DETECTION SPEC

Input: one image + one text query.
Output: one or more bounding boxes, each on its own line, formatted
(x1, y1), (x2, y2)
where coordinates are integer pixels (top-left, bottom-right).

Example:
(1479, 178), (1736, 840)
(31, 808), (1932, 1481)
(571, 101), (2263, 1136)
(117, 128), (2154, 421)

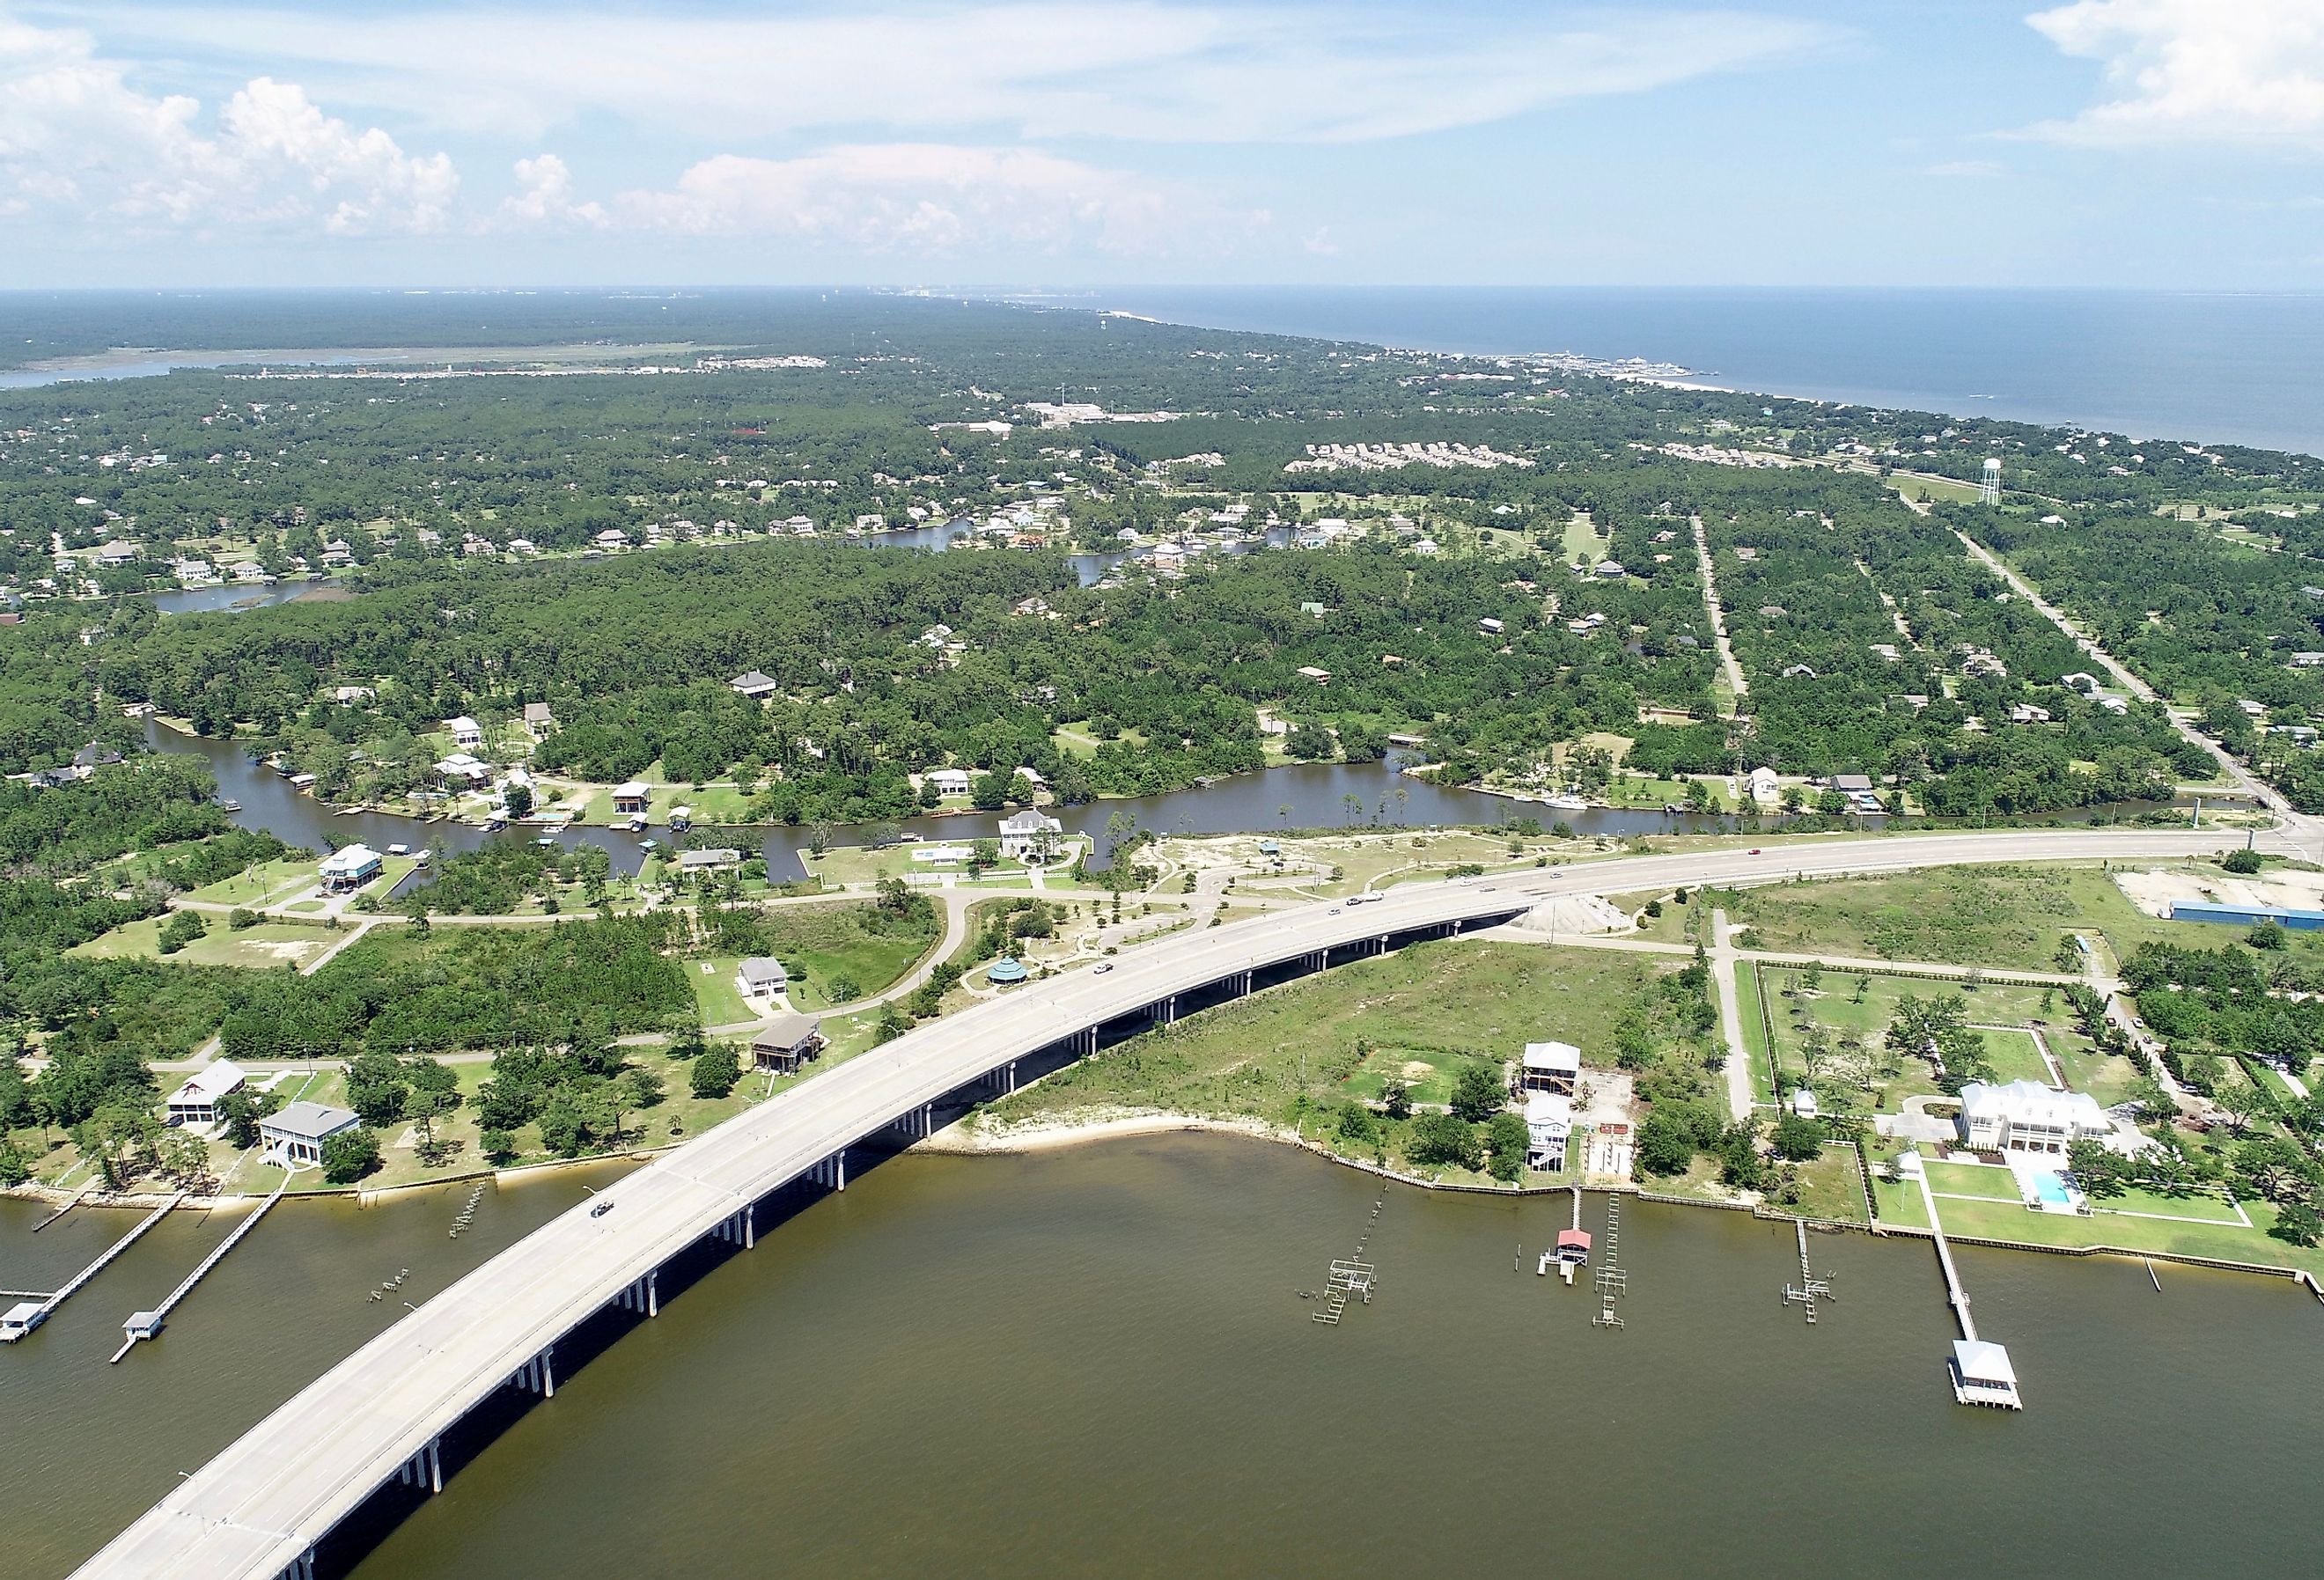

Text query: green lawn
(687, 957), (761, 1028)
(985, 939), (1675, 1143)
(187, 856), (327, 908)
(1732, 956), (1776, 1101)
(1923, 1159), (2024, 1202)
(1975, 1027), (2054, 1085)
(1758, 970), (2102, 1113)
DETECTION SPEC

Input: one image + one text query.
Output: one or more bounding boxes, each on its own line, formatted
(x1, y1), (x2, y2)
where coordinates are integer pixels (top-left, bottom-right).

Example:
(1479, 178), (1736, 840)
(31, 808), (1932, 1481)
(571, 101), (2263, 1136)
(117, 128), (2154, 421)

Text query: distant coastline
(1077, 285), (2324, 458)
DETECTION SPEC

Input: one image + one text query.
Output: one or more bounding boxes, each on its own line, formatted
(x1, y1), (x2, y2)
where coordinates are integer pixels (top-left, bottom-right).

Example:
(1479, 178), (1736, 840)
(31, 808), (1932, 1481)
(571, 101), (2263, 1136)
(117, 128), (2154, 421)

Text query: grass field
(750, 900), (945, 1010)
(1560, 511), (1609, 564)
(1722, 860), (2324, 976)
(1759, 969), (2098, 1113)
(687, 958), (760, 1028)
(1732, 957), (1776, 1100)
(1340, 1044), (1473, 1105)
(187, 856), (328, 908)
(69, 915), (337, 970)
(985, 938), (1673, 1144)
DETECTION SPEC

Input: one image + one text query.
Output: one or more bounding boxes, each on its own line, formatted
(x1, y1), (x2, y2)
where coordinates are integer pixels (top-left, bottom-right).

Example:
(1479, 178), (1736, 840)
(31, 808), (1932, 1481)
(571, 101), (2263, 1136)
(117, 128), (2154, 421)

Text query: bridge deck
(69, 829), (2231, 1579)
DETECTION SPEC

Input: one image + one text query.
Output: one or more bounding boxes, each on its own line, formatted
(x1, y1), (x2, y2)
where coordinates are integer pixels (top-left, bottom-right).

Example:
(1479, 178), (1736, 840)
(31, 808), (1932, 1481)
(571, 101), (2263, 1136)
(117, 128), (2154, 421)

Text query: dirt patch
(2114, 865), (2324, 920)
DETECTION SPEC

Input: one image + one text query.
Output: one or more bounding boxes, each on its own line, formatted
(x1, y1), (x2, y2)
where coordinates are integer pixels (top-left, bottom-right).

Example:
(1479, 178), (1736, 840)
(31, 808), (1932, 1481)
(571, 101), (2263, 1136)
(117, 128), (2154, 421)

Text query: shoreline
(14, 1113), (2321, 1299)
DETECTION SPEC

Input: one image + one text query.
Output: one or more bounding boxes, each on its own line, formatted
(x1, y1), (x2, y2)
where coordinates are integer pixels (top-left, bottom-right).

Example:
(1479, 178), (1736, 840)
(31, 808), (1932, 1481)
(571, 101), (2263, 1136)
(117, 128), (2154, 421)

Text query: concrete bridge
(68, 828), (2235, 1580)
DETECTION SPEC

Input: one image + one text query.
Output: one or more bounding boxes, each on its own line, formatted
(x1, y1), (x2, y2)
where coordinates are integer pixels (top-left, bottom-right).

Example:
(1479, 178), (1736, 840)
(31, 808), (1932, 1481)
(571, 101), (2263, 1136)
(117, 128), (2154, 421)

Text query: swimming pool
(2028, 1170), (2080, 1213)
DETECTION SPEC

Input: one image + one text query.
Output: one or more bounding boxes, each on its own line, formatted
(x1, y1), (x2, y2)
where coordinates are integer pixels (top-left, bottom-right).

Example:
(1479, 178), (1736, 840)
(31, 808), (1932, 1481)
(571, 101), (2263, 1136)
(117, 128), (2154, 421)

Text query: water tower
(1978, 458), (2002, 505)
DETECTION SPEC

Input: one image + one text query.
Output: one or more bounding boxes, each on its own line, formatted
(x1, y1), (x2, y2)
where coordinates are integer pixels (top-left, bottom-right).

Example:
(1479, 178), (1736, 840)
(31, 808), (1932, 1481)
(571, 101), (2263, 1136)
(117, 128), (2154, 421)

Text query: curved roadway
(70, 827), (2239, 1580)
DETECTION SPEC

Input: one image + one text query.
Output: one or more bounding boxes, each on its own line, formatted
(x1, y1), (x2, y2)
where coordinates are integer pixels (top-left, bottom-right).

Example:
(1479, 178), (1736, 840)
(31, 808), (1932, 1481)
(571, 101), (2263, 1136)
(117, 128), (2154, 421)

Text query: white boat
(386, 843), (409, 856)
(1544, 792), (1589, 811)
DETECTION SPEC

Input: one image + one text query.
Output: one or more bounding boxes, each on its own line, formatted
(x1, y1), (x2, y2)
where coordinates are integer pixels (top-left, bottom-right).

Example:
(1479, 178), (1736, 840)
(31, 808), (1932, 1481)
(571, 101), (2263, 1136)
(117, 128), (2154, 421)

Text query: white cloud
(0, 18), (456, 234)
(601, 144), (1202, 254)
(499, 153), (607, 230)
(81, 3), (1837, 145)
(2025, 0), (2324, 148)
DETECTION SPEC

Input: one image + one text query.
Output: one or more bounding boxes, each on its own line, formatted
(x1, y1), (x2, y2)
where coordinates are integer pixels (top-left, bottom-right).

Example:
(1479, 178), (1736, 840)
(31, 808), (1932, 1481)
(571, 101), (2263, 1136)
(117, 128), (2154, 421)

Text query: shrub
(156, 909), (208, 955)
(2221, 848), (2264, 875)
(227, 908), (261, 930)
(689, 1043), (741, 1099)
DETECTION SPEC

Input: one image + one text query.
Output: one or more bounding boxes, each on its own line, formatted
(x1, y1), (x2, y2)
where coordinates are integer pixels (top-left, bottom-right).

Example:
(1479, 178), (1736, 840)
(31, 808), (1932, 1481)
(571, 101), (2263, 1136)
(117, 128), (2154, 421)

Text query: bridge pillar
(277, 1549), (317, 1580)
(1005, 1060), (1017, 1094)
(836, 1148), (846, 1192)
(541, 1345), (555, 1399)
(648, 1269), (658, 1318)
(1160, 995), (1177, 1026)
(428, 1435), (442, 1495)
(745, 1204), (755, 1251)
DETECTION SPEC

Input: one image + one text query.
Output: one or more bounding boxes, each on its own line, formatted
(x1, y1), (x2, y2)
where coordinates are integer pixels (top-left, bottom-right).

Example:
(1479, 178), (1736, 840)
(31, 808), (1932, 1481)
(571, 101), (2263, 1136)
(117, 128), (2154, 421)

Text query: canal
(6, 1136), (2315, 1578)
(147, 715), (1744, 885)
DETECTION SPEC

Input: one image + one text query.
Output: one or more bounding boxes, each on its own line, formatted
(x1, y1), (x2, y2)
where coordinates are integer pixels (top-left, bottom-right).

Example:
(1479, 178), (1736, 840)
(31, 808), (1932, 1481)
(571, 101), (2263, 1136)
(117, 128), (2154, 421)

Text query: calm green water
(6, 1139), (2319, 1578)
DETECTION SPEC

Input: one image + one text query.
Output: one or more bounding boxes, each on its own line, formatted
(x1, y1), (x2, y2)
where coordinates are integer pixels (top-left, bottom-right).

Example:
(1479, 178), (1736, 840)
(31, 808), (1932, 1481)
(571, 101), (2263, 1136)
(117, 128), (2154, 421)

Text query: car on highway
(589, 1199), (614, 1218)
(1747, 848), (1761, 855)
(1093, 962), (1113, 974)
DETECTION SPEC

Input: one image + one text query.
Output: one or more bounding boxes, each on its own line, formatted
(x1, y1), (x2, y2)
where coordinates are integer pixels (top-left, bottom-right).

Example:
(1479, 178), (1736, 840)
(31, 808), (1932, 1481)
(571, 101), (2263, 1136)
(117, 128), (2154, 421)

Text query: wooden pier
(111, 1176), (289, 1363)
(2, 1192), (186, 1343)
(1908, 1157), (2022, 1408)
(1783, 1218), (1834, 1324)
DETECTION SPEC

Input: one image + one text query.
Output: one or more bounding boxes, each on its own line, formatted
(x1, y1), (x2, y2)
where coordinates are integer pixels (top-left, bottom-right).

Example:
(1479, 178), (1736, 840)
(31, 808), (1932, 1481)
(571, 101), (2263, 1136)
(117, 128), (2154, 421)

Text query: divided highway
(69, 827), (2241, 1580)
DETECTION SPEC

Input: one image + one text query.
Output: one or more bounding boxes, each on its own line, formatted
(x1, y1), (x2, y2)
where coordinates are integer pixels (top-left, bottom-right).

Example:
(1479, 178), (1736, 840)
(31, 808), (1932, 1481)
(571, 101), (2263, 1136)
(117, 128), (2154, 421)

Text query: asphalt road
(68, 827), (2242, 1580)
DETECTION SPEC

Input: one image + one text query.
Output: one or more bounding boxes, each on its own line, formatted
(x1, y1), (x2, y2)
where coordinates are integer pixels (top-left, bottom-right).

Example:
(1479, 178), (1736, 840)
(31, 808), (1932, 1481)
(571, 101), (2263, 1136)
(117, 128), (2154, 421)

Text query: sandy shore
(912, 1109), (1293, 1156)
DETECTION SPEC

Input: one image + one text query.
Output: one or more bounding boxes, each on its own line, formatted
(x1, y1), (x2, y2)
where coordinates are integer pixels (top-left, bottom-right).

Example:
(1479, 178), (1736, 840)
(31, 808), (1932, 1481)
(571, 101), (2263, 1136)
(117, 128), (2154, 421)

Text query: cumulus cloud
(2024, 0), (2324, 148)
(498, 152), (607, 229)
(85, 3), (1837, 145)
(599, 144), (1201, 254)
(0, 17), (455, 234)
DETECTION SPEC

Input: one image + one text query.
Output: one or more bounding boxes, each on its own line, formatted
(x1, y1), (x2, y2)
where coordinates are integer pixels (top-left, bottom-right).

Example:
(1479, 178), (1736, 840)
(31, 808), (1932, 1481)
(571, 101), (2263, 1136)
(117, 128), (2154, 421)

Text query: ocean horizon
(1033, 285), (2324, 460)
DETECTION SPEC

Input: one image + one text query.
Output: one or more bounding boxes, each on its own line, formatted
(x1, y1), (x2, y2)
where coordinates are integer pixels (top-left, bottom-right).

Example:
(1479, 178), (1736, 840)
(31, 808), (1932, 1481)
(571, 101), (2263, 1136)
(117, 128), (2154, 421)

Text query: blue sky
(3, 0), (2320, 288)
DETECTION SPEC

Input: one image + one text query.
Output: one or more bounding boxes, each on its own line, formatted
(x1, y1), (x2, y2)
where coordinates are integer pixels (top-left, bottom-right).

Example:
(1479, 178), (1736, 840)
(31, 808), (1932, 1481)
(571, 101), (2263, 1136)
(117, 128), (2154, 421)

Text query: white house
(735, 957), (789, 999)
(998, 809), (1064, 861)
(729, 670), (781, 699)
(1518, 1040), (1581, 1097)
(319, 844), (384, 893)
(612, 782), (651, 815)
(1524, 1092), (1573, 1170)
(166, 1061), (249, 1128)
(1956, 1080), (2113, 1156)
(1747, 766), (1782, 805)
(445, 716), (483, 748)
(923, 767), (972, 797)
(436, 753), (491, 790)
(261, 1101), (362, 1168)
